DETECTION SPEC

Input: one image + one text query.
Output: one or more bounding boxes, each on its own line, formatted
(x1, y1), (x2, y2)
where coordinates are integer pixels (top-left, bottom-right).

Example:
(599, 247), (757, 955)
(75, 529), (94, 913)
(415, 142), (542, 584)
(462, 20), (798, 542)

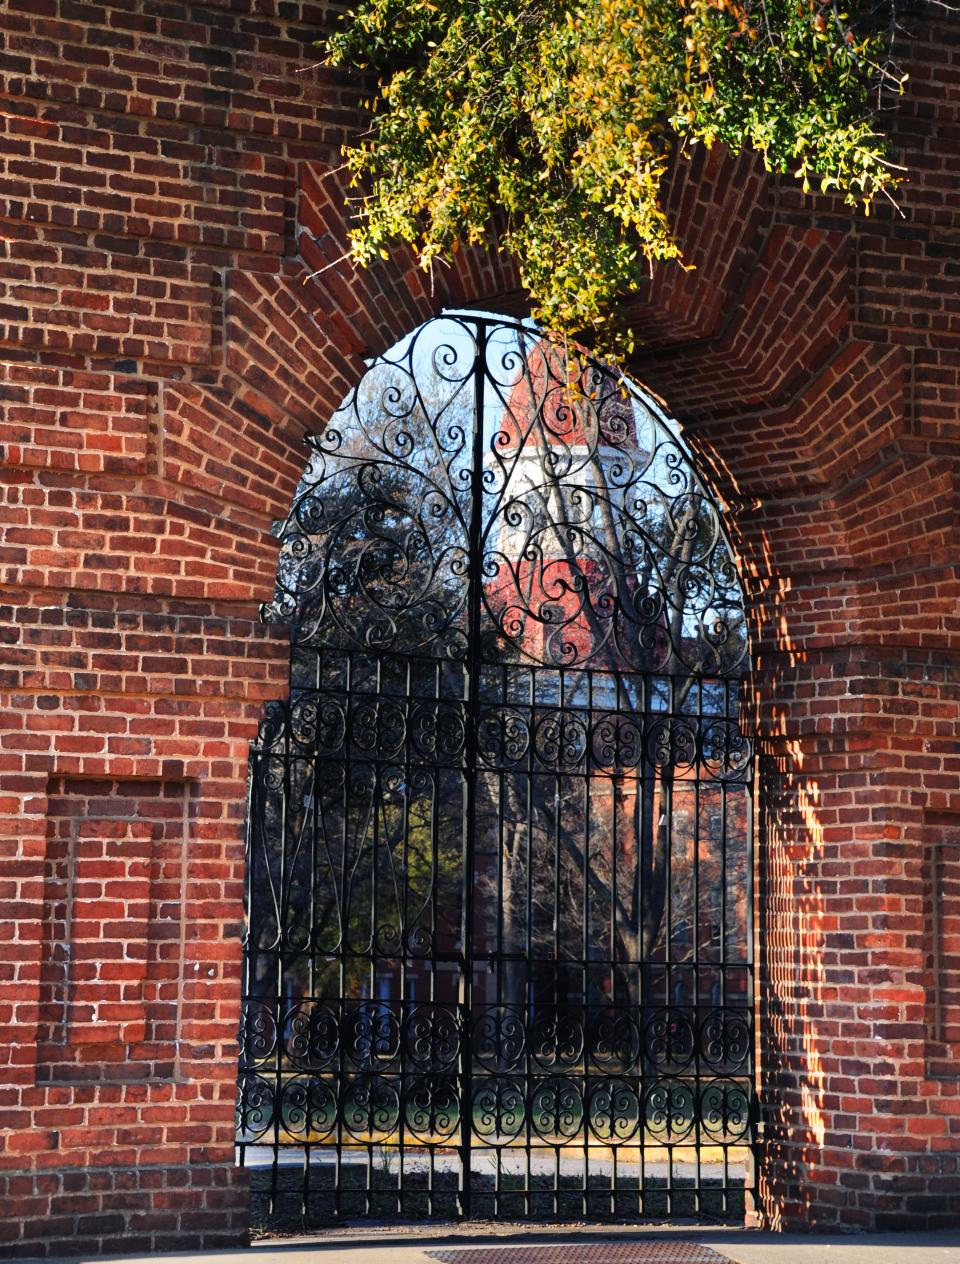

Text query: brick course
(0, 0), (958, 1252)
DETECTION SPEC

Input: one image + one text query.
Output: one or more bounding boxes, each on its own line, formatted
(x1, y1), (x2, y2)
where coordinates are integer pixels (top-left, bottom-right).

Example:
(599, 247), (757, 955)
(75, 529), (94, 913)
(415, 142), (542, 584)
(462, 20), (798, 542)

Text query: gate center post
(458, 320), (490, 1218)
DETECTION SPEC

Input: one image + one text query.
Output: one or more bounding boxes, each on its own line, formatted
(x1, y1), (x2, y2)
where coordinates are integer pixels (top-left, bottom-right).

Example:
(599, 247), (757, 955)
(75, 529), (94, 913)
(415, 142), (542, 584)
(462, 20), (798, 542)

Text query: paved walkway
(50, 1224), (960, 1264)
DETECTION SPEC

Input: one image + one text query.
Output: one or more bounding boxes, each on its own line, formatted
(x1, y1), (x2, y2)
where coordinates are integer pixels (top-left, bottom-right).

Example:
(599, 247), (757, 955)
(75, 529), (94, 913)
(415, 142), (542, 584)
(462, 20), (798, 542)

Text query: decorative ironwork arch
(265, 315), (747, 677)
(238, 313), (755, 1226)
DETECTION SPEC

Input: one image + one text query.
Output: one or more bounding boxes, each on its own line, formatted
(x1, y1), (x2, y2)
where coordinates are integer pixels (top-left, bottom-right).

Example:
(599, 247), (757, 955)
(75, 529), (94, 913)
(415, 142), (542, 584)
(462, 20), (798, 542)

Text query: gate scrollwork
(239, 314), (755, 1224)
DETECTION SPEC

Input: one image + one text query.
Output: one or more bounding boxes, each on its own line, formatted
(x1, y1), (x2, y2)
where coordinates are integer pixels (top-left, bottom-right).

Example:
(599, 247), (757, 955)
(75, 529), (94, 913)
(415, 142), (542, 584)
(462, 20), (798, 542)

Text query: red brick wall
(627, 21), (960, 1221)
(0, 0), (958, 1253)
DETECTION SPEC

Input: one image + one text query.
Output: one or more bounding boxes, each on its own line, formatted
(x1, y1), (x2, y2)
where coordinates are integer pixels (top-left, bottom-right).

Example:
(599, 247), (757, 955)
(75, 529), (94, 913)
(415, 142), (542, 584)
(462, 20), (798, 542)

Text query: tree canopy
(325, 0), (904, 354)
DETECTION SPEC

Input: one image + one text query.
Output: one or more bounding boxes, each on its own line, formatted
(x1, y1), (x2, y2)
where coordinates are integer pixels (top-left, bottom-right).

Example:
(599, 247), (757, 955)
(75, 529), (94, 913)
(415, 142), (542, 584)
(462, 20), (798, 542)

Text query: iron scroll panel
(238, 314), (755, 1224)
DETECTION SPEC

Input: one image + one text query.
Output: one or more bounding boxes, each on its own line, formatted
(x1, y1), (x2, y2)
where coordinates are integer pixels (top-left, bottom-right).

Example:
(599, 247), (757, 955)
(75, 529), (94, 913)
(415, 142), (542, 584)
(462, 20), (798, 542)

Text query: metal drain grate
(427, 1243), (734, 1264)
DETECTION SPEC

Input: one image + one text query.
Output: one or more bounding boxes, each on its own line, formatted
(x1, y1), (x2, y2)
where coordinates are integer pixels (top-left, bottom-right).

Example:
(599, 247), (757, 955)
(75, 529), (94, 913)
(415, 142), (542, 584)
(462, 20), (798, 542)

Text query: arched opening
(236, 312), (755, 1227)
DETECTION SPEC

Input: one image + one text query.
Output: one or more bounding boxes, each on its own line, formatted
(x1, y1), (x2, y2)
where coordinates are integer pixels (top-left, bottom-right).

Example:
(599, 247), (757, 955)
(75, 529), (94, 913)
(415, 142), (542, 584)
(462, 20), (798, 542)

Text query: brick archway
(1, 3), (959, 1255)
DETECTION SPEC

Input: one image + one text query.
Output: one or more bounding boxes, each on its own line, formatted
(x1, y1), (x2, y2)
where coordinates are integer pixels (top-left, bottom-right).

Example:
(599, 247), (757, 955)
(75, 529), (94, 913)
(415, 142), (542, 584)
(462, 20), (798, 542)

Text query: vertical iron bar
(664, 682), (674, 1219)
(309, 651), (321, 1007)
(457, 317), (488, 1218)
(719, 745), (729, 1214)
(524, 667), (534, 1219)
(720, 779), (728, 1010)
(693, 718), (702, 1215)
(271, 704), (291, 1218)
(427, 660), (440, 1220)
(582, 673), (591, 1220)
(609, 768), (617, 1220)
(334, 653), (352, 1220)
(370, 656), (382, 1007)
(397, 656), (412, 1217)
(747, 723), (758, 1217)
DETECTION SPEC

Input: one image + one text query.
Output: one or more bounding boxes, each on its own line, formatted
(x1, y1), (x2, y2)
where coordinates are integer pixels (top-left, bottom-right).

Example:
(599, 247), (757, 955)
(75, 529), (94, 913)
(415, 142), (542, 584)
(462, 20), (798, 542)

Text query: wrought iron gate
(237, 314), (755, 1226)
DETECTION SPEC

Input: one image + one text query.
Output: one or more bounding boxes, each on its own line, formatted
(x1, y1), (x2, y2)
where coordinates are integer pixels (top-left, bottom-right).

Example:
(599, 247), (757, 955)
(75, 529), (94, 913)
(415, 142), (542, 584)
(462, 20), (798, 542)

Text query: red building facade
(0, 0), (958, 1254)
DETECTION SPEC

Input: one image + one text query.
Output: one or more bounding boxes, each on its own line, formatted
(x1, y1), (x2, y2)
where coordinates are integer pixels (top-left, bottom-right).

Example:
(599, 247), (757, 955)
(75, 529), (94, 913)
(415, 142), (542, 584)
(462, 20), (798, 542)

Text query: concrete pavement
(41, 1223), (960, 1264)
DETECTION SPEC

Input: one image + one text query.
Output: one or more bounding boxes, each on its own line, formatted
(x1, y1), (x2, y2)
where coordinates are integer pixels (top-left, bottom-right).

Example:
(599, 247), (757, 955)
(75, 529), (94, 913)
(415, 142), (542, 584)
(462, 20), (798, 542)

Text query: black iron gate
(237, 314), (755, 1225)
